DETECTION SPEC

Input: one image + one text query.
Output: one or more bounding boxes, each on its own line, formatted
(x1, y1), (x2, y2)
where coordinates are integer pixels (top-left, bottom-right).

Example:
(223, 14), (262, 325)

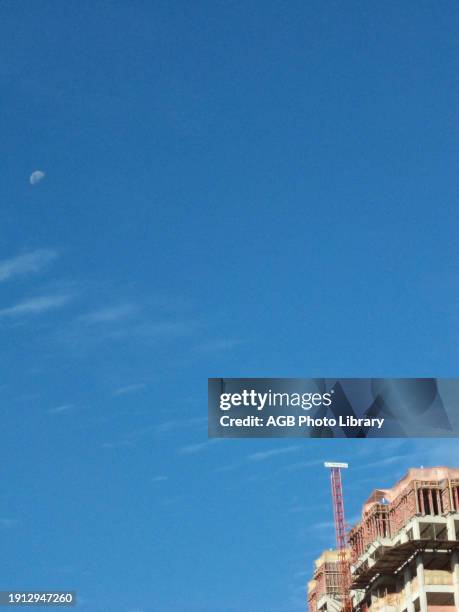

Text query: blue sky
(1, 1), (458, 611)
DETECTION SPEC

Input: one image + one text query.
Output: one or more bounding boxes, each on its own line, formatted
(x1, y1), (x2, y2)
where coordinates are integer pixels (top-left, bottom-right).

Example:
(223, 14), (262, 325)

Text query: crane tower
(324, 462), (352, 612)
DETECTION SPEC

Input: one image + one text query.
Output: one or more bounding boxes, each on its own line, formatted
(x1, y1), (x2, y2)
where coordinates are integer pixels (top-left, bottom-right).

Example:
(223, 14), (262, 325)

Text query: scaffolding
(349, 473), (459, 563)
(307, 466), (459, 612)
(308, 551), (344, 612)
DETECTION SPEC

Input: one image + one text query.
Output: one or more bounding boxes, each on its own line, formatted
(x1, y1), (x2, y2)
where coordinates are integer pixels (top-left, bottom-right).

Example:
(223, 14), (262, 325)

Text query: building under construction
(307, 466), (459, 612)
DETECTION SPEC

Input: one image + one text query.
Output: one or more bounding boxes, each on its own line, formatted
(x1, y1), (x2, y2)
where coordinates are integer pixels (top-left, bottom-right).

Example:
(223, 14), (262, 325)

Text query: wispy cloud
(214, 451), (319, 475)
(101, 440), (135, 450)
(311, 519), (335, 530)
(156, 417), (206, 434)
(248, 446), (300, 462)
(213, 462), (245, 474)
(113, 383), (146, 397)
(0, 294), (73, 318)
(194, 338), (247, 354)
(57, 316), (195, 350)
(405, 440), (459, 468)
(80, 303), (138, 324)
(178, 439), (220, 455)
(138, 321), (196, 341)
(152, 475), (168, 483)
(0, 249), (58, 282)
(353, 454), (412, 471)
(275, 458), (325, 474)
(48, 404), (75, 415)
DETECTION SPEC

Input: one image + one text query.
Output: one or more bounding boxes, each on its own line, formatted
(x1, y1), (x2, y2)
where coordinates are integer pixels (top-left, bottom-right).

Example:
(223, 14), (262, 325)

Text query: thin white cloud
(313, 520), (335, 530)
(156, 417), (206, 434)
(59, 317), (195, 350)
(113, 383), (146, 396)
(178, 439), (220, 455)
(214, 449), (314, 474)
(213, 462), (244, 474)
(48, 404), (74, 415)
(353, 454), (412, 471)
(0, 249), (58, 282)
(101, 440), (135, 450)
(248, 446), (301, 462)
(80, 303), (138, 324)
(151, 476), (168, 483)
(195, 338), (246, 354)
(139, 321), (196, 340)
(275, 458), (325, 474)
(0, 294), (73, 318)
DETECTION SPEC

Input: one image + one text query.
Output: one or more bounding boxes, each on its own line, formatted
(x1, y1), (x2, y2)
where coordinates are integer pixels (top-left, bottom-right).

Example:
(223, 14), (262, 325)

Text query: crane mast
(324, 462), (352, 612)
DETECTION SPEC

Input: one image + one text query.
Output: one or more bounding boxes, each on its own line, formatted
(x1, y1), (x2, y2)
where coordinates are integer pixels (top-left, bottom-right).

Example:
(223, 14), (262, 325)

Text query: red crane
(324, 462), (353, 612)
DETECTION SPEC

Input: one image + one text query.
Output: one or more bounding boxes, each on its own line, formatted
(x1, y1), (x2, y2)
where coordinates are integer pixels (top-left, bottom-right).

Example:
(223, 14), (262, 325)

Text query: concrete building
(308, 467), (459, 612)
(308, 550), (346, 612)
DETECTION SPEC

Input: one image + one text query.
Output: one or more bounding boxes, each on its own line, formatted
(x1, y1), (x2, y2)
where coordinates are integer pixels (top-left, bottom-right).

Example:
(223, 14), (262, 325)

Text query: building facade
(308, 467), (459, 612)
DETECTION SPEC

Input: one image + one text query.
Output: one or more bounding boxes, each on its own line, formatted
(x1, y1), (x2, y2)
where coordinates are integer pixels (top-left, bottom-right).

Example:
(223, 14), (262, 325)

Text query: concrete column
(403, 566), (415, 612)
(447, 515), (456, 540)
(451, 550), (459, 609)
(412, 518), (421, 539)
(416, 554), (428, 611)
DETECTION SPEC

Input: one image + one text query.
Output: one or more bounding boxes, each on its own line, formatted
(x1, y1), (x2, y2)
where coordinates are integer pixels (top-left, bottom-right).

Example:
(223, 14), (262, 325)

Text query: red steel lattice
(329, 467), (353, 612)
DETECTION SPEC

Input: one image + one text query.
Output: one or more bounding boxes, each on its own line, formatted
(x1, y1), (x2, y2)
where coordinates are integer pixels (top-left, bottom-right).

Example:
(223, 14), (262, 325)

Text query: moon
(30, 170), (45, 186)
